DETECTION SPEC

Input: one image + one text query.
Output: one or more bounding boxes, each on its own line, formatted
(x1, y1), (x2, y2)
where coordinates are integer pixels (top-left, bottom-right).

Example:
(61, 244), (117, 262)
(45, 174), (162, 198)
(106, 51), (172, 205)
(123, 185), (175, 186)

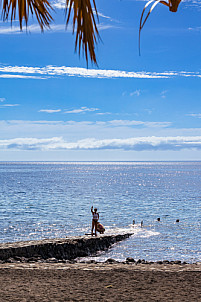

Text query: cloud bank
(0, 65), (170, 79)
(1, 64), (201, 80)
(1, 136), (201, 151)
(0, 119), (171, 129)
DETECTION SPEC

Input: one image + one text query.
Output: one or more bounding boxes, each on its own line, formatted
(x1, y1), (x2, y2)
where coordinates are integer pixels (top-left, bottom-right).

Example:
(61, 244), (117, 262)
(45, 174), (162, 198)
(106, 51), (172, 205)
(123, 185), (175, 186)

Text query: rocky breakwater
(0, 233), (133, 263)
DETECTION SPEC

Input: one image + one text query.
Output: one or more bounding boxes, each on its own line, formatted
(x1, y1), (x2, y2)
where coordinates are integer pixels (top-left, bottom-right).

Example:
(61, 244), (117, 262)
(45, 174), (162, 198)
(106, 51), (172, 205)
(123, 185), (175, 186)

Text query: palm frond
(1, 0), (53, 30)
(169, 0), (182, 12)
(65, 0), (100, 65)
(139, 0), (182, 55)
(139, 0), (161, 56)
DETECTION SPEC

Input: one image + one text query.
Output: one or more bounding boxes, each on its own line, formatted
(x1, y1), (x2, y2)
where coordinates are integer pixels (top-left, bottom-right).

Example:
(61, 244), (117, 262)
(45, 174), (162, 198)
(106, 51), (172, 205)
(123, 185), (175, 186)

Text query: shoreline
(0, 236), (200, 301)
(1, 260), (201, 271)
(1, 255), (200, 266)
(0, 235), (199, 266)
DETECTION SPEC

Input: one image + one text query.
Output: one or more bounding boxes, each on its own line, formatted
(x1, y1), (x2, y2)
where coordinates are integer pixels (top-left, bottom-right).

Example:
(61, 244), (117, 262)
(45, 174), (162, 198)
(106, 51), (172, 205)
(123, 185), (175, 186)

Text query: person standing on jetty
(91, 206), (99, 236)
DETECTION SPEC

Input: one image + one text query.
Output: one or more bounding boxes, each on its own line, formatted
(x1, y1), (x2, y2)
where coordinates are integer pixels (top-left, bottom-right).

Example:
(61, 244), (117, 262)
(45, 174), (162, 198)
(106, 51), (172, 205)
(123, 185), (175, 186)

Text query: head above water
(94, 208), (97, 212)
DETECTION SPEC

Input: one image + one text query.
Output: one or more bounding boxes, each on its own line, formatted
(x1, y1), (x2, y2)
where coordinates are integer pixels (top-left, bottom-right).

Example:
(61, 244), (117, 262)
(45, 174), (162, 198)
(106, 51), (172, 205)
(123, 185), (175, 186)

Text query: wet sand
(0, 262), (200, 301)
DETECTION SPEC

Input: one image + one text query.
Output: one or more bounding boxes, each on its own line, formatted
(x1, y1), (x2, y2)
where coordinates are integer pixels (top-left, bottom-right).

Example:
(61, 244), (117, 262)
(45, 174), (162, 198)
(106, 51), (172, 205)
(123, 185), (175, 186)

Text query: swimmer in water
(91, 206), (99, 236)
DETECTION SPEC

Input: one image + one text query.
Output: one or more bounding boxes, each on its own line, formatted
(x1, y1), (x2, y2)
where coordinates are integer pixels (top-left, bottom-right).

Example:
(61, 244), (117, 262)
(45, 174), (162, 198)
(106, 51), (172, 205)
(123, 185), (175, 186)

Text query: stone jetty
(0, 233), (133, 262)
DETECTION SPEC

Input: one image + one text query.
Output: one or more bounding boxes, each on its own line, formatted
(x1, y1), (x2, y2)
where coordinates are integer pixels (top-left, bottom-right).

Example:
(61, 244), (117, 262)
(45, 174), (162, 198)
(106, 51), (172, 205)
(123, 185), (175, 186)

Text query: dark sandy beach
(0, 262), (200, 301)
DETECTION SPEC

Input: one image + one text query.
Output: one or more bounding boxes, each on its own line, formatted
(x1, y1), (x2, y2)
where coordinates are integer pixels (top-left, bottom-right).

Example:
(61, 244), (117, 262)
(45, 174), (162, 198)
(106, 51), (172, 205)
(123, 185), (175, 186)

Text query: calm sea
(0, 162), (200, 263)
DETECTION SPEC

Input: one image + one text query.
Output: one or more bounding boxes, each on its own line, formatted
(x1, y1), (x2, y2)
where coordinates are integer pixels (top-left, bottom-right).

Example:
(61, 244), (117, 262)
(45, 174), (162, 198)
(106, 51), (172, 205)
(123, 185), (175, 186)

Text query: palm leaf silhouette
(0, 0), (99, 64)
(0, 0), (182, 64)
(65, 0), (100, 65)
(1, 0), (53, 30)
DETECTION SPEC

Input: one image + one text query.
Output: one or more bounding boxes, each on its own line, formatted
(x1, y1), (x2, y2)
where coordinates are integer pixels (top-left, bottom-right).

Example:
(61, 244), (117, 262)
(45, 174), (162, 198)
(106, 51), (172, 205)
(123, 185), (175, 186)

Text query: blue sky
(0, 0), (201, 161)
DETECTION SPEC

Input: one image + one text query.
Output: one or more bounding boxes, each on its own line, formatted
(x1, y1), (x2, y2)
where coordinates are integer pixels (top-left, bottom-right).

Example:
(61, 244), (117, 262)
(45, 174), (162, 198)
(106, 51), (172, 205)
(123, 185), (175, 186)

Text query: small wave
(102, 224), (160, 238)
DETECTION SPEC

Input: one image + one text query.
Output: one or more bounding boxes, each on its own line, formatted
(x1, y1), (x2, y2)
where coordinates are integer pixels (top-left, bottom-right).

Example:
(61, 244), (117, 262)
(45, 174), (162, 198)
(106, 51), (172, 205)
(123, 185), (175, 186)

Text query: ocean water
(0, 161), (200, 263)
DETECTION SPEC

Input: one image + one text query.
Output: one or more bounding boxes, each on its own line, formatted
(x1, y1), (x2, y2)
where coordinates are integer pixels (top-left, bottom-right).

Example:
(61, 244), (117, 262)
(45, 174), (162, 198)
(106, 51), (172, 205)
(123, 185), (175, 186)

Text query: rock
(64, 260), (71, 263)
(0, 233), (133, 262)
(105, 258), (117, 264)
(86, 260), (96, 264)
(163, 260), (170, 264)
(174, 260), (181, 264)
(13, 256), (23, 262)
(47, 258), (59, 263)
(27, 257), (40, 262)
(126, 257), (135, 263)
(21, 257), (28, 262)
(58, 259), (67, 263)
(6, 258), (15, 263)
(60, 259), (76, 264)
(156, 261), (163, 264)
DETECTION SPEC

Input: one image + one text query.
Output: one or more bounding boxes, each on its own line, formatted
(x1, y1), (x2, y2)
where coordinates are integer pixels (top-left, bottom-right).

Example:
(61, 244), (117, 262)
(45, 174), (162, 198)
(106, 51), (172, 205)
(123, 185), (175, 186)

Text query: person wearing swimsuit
(91, 206), (99, 236)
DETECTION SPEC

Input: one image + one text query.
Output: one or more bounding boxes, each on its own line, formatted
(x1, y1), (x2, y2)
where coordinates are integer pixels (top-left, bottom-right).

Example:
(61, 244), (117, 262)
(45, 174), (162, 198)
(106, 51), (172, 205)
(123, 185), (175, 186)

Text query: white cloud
(64, 107), (99, 114)
(1, 64), (201, 80)
(0, 24), (69, 35)
(97, 12), (112, 20)
(108, 120), (171, 128)
(183, 0), (201, 9)
(130, 90), (141, 97)
(0, 25), (23, 34)
(0, 104), (19, 107)
(39, 109), (61, 113)
(0, 119), (172, 143)
(52, 0), (66, 9)
(1, 120), (201, 156)
(52, 0), (112, 20)
(0, 137), (62, 150)
(96, 112), (111, 115)
(0, 65), (174, 79)
(52, 0), (115, 22)
(0, 20), (113, 35)
(1, 135), (201, 151)
(0, 98), (19, 108)
(188, 26), (201, 31)
(0, 74), (45, 79)
(161, 90), (168, 99)
(0, 119), (171, 129)
(188, 113), (201, 118)
(97, 24), (116, 31)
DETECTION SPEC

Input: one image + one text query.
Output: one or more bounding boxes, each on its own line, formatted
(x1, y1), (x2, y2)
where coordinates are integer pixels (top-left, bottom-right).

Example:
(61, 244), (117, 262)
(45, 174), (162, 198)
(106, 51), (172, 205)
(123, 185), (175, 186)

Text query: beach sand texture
(0, 263), (200, 301)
